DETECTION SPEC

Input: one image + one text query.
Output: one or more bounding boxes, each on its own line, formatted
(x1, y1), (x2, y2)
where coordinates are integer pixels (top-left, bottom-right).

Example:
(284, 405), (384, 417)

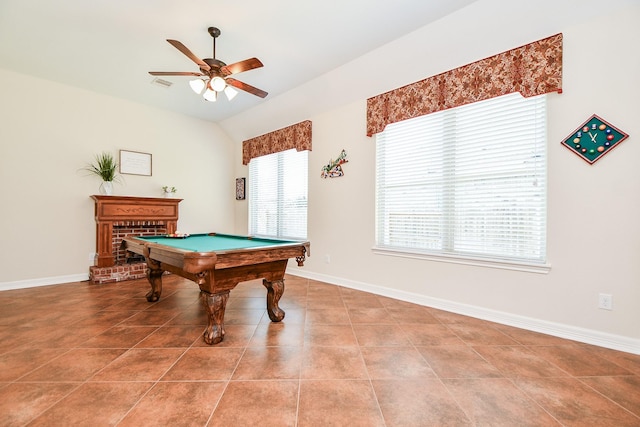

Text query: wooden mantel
(91, 195), (182, 267)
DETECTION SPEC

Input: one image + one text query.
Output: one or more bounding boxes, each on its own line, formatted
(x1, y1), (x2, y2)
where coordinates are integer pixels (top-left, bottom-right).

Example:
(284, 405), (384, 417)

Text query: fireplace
(89, 195), (182, 284)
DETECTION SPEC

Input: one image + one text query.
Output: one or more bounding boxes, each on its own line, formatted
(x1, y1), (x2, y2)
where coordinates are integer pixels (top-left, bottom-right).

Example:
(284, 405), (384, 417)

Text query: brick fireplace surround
(89, 195), (182, 284)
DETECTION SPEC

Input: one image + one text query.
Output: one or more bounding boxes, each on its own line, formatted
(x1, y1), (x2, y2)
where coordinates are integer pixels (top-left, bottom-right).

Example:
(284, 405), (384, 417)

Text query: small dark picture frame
(235, 178), (246, 200)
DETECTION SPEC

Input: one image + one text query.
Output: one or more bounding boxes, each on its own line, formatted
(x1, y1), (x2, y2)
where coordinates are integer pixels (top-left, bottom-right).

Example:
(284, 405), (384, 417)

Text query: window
(249, 149), (308, 239)
(375, 93), (547, 269)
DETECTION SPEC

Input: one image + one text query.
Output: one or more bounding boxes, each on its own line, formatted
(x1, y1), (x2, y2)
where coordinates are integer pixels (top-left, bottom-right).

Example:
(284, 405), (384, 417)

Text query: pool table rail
(124, 236), (308, 273)
(124, 238), (218, 274)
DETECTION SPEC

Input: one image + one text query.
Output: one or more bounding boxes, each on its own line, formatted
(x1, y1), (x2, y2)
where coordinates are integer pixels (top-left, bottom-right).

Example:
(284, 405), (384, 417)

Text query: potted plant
(162, 186), (177, 197)
(84, 152), (120, 195)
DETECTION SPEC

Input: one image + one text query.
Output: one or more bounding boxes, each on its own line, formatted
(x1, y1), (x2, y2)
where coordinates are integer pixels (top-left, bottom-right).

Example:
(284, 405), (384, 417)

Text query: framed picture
(236, 178), (246, 200)
(119, 150), (152, 176)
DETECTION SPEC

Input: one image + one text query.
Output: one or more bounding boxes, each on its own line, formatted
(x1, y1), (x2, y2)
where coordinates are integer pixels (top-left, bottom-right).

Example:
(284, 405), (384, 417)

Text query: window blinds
(376, 92), (547, 264)
(249, 149), (308, 240)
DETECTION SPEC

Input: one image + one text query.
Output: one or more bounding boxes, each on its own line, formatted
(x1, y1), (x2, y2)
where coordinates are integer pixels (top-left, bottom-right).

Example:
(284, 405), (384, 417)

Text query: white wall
(231, 2), (640, 353)
(0, 69), (236, 286)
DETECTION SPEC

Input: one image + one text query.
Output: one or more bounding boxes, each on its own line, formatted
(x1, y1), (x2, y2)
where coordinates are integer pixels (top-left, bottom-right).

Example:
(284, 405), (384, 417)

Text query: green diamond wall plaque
(561, 114), (629, 164)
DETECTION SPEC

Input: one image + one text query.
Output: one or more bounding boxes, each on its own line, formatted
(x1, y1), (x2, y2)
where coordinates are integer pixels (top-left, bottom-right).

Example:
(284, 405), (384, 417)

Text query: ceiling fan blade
(221, 58), (263, 76)
(226, 78), (268, 98)
(149, 71), (204, 76)
(166, 39), (211, 72)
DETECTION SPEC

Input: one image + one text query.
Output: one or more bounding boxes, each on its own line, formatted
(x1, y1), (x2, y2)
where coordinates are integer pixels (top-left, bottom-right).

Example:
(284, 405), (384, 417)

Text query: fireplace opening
(113, 221), (168, 265)
(126, 253), (146, 264)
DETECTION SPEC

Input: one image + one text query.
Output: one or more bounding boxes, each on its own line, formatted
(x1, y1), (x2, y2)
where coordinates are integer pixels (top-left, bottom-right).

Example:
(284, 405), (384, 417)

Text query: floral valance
(366, 33), (563, 136)
(242, 120), (312, 165)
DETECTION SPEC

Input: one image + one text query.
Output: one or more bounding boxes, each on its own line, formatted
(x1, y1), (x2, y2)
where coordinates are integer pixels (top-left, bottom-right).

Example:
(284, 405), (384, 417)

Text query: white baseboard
(0, 273), (89, 291)
(287, 268), (640, 355)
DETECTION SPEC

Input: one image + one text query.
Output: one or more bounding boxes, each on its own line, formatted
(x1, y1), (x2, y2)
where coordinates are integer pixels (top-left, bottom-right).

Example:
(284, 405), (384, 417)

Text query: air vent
(151, 77), (173, 88)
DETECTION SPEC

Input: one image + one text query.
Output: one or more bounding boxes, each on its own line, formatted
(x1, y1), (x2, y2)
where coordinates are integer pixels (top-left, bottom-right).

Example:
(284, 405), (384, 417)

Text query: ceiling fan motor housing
(203, 58), (226, 76)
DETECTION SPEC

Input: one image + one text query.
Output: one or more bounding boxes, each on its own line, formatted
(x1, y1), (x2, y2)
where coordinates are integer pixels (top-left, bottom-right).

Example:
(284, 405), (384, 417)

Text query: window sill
(372, 246), (551, 274)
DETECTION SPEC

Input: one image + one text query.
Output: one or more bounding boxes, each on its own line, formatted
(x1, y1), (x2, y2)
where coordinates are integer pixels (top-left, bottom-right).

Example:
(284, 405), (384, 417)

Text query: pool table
(122, 233), (310, 345)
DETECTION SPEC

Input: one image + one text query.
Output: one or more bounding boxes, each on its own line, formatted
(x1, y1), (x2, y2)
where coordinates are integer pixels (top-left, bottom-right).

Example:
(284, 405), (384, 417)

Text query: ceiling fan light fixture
(189, 79), (206, 94)
(210, 76), (226, 92)
(224, 85), (238, 101)
(203, 88), (217, 102)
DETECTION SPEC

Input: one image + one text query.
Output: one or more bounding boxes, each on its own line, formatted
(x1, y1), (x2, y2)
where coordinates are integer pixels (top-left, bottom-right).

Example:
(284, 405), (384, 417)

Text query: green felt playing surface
(138, 233), (297, 252)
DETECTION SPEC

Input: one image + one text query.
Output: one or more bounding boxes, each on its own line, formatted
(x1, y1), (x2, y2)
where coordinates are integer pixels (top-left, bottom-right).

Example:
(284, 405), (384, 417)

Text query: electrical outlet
(324, 254), (331, 264)
(88, 252), (96, 261)
(598, 293), (613, 310)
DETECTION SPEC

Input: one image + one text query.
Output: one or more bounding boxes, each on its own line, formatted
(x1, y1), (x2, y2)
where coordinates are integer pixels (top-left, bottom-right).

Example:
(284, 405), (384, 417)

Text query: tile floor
(1, 274), (639, 426)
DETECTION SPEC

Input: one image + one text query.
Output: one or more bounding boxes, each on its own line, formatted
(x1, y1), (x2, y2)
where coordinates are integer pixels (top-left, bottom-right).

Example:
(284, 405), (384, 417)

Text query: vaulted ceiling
(0, 0), (478, 124)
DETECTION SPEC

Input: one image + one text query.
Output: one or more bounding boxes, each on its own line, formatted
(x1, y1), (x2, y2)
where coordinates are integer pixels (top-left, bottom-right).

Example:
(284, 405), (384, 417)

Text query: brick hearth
(89, 261), (148, 284)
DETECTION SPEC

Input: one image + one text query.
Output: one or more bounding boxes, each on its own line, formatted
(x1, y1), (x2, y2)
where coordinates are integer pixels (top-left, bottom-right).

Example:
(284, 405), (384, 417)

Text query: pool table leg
(201, 291), (230, 345)
(263, 278), (286, 322)
(143, 247), (163, 302)
(145, 266), (163, 302)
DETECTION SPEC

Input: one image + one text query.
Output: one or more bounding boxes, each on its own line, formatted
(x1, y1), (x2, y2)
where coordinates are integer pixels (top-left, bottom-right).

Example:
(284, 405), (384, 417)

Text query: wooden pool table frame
(122, 233), (309, 345)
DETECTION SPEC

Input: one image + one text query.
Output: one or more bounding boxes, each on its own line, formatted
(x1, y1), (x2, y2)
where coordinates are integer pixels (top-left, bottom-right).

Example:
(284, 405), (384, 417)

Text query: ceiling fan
(149, 26), (268, 101)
